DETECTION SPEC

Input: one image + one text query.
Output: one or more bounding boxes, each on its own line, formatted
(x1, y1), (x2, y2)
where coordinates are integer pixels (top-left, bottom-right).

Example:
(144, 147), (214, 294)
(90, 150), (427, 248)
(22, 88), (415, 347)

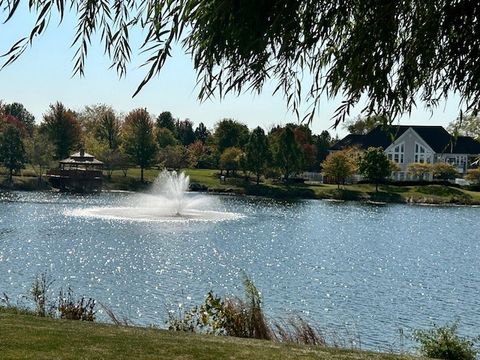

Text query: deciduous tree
(245, 127), (270, 184)
(271, 126), (303, 181)
(322, 149), (357, 189)
(95, 107), (121, 150)
(158, 145), (190, 170)
(213, 119), (249, 153)
(25, 130), (54, 181)
(122, 108), (157, 182)
(155, 127), (178, 148)
(358, 147), (392, 192)
(187, 140), (206, 168)
(3, 102), (35, 136)
(0, 124), (26, 182)
(465, 168), (480, 184)
(343, 115), (388, 135)
(40, 102), (81, 159)
(219, 147), (243, 177)
(448, 114), (480, 141)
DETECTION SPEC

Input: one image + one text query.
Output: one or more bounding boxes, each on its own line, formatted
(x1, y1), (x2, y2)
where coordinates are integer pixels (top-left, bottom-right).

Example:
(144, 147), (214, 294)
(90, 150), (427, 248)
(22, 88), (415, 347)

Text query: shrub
(413, 322), (477, 360)
(58, 288), (96, 321)
(408, 163), (433, 181)
(433, 163), (459, 180)
(465, 168), (480, 184)
(168, 276), (272, 340)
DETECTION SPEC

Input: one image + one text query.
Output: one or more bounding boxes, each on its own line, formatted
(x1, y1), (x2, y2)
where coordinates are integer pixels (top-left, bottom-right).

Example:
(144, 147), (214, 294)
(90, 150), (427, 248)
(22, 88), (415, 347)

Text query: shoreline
(1, 170), (480, 206)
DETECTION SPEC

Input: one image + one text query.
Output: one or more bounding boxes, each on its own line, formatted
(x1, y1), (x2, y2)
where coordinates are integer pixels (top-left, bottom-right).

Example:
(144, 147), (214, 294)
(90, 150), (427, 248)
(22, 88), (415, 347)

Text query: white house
(330, 125), (480, 181)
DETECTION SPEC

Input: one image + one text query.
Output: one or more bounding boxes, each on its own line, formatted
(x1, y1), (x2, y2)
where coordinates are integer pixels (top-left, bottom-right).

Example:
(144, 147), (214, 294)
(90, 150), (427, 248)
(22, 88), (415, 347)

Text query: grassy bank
(2, 167), (480, 205)
(0, 308), (417, 360)
(100, 168), (480, 204)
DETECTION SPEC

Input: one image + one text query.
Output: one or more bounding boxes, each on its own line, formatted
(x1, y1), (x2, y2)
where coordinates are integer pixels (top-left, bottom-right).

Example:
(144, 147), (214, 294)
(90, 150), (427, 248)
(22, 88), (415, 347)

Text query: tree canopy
(358, 147), (392, 192)
(40, 102), (81, 159)
(448, 114), (480, 141)
(122, 108), (157, 182)
(245, 127), (270, 184)
(0, 124), (26, 181)
(3, 102), (35, 136)
(322, 149), (357, 189)
(213, 119), (249, 153)
(2, 1), (479, 125)
(271, 126), (303, 181)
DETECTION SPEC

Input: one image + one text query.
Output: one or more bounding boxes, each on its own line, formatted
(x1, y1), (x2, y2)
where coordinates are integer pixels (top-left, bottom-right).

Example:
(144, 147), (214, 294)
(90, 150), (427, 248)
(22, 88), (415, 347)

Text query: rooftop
(331, 125), (480, 154)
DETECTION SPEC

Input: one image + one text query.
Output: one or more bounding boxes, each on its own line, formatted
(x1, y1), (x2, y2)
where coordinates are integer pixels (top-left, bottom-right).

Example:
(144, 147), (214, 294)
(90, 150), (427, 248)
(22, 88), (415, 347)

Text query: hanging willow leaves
(1, 0), (479, 126)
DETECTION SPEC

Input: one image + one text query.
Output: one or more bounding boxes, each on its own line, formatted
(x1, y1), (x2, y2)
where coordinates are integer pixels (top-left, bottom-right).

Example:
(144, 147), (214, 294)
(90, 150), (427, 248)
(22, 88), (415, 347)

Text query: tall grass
(168, 276), (271, 340)
(2, 272), (96, 322)
(30, 271), (54, 317)
(167, 275), (327, 346)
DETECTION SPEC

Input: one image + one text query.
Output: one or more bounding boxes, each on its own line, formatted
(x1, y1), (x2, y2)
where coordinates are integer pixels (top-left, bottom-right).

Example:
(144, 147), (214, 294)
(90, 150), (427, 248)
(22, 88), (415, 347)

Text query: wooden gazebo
(47, 149), (103, 192)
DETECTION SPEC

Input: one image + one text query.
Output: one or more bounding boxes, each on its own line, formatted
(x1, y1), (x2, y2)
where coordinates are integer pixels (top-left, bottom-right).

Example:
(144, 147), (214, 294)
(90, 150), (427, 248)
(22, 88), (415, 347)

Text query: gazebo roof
(59, 151), (103, 165)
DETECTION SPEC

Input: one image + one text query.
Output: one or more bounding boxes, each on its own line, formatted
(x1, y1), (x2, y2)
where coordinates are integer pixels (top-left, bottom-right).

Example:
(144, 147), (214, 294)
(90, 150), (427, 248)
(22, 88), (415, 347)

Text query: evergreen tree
(313, 130), (332, 166)
(175, 119), (195, 145)
(156, 111), (175, 132)
(194, 122), (210, 143)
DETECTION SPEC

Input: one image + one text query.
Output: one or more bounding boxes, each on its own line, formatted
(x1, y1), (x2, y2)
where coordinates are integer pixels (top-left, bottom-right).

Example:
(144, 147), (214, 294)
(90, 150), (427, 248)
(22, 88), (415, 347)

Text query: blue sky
(0, 5), (464, 138)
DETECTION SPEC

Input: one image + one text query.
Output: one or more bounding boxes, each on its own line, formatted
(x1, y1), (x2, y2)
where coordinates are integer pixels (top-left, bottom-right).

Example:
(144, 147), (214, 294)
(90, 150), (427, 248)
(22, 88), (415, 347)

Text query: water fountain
(67, 170), (241, 222)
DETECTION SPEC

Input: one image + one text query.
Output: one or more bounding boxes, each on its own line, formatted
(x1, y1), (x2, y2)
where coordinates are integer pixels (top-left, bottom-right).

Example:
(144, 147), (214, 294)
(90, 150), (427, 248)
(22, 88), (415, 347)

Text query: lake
(0, 190), (479, 352)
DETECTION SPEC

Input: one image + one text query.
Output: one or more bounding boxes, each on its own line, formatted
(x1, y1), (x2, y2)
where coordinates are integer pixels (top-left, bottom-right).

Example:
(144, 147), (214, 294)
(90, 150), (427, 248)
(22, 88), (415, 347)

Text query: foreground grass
(0, 309), (418, 360)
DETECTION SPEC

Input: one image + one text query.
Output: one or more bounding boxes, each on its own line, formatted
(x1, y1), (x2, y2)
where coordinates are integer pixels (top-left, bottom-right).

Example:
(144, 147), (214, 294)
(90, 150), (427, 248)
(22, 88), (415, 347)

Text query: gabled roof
(331, 125), (480, 155)
(330, 126), (407, 150)
(409, 126), (451, 153)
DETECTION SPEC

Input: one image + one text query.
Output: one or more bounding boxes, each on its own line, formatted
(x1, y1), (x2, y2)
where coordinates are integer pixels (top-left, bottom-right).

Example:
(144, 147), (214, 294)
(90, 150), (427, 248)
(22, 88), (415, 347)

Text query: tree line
(0, 101), (335, 183)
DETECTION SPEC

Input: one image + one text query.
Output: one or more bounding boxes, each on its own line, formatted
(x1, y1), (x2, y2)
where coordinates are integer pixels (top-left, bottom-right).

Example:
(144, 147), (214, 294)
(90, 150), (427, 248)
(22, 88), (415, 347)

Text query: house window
(387, 142), (405, 164)
(414, 143), (432, 163)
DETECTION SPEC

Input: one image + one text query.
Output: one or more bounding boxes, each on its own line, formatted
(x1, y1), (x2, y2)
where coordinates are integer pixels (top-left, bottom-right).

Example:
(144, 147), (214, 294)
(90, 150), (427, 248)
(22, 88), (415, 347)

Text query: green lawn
(2, 166), (480, 204)
(0, 309), (419, 360)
